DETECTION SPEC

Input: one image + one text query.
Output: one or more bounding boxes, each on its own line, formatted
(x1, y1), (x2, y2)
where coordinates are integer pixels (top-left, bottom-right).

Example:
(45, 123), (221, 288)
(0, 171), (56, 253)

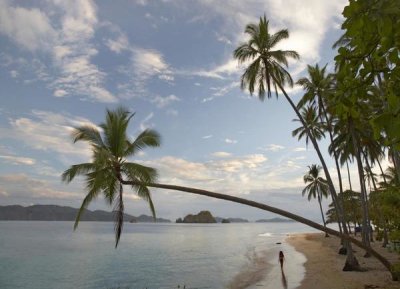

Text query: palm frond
(72, 126), (104, 147)
(136, 185), (156, 219)
(73, 186), (101, 230)
(61, 163), (96, 183)
(124, 129), (161, 157)
(122, 162), (158, 184)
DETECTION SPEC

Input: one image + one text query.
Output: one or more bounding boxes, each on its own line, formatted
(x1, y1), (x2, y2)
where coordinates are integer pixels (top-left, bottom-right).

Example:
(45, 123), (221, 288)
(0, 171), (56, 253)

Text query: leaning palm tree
(62, 107), (161, 247)
(233, 15), (360, 271)
(302, 165), (330, 237)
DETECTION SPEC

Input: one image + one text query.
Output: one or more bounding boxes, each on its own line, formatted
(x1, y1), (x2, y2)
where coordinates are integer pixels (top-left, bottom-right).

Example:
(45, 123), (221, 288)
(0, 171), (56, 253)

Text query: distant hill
(0, 205), (170, 223)
(130, 214), (170, 223)
(176, 210), (216, 223)
(256, 217), (295, 223)
(215, 217), (249, 223)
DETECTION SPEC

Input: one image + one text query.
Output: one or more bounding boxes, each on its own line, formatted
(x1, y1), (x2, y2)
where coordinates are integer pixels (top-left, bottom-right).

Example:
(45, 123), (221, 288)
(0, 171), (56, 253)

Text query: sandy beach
(287, 233), (400, 289)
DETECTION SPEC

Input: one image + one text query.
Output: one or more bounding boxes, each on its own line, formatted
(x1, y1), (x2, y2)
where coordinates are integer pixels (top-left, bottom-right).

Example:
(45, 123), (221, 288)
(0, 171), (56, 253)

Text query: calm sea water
(0, 222), (315, 289)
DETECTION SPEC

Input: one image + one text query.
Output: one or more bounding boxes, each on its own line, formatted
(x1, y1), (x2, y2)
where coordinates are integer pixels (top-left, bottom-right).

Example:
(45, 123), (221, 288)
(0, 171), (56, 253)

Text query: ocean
(0, 221), (315, 289)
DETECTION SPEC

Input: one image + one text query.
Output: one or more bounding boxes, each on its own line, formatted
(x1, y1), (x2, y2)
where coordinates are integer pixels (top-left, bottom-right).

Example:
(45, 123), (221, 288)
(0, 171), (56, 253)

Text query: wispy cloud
(0, 0), (116, 103)
(151, 94), (180, 108)
(0, 173), (81, 201)
(202, 135), (213, 139)
(259, 144), (286, 152)
(139, 112), (154, 131)
(225, 138), (238, 144)
(293, 147), (306, 152)
(0, 155), (36, 165)
(211, 151), (232, 158)
(0, 110), (96, 162)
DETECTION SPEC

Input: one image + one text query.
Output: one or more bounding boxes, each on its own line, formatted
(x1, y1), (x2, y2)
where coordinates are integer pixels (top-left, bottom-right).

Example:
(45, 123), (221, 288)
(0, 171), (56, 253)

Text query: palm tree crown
(233, 15), (299, 100)
(62, 107), (161, 247)
(302, 164), (329, 201)
(292, 105), (326, 147)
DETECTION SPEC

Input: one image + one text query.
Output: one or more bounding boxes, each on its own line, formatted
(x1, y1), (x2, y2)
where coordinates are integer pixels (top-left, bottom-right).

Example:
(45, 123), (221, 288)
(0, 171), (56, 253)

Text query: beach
(287, 233), (400, 289)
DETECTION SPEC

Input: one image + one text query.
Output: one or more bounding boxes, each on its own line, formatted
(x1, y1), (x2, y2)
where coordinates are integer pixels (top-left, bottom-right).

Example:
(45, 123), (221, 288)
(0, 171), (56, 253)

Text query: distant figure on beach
(279, 251), (285, 269)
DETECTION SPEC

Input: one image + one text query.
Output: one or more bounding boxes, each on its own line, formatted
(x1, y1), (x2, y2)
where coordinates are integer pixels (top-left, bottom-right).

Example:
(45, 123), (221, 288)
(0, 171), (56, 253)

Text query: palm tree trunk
(346, 161), (353, 191)
(392, 149), (400, 181)
(376, 158), (389, 247)
(317, 187), (329, 237)
(121, 180), (396, 279)
(319, 99), (344, 239)
(349, 119), (371, 255)
(274, 80), (359, 270)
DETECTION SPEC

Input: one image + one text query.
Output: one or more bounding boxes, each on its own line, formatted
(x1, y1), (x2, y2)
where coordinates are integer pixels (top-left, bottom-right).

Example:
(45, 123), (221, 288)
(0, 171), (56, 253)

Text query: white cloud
(193, 59), (240, 79)
(0, 110), (96, 162)
(202, 135), (213, 139)
(225, 138), (238, 144)
(0, 0), (116, 103)
(140, 153), (307, 196)
(0, 155), (36, 165)
(53, 89), (68, 97)
(106, 34), (129, 53)
(212, 151), (232, 158)
(10, 70), (18, 78)
(151, 94), (180, 108)
(0, 173), (81, 200)
(0, 0), (56, 51)
(293, 147), (306, 152)
(260, 144), (285, 152)
(119, 47), (174, 98)
(181, 0), (346, 83)
(211, 81), (240, 97)
(132, 48), (173, 84)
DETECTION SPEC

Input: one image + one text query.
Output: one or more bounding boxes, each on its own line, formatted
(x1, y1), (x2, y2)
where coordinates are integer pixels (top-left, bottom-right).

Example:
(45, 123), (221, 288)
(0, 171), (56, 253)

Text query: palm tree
(302, 165), (330, 236)
(62, 107), (161, 247)
(233, 15), (360, 271)
(292, 105), (326, 148)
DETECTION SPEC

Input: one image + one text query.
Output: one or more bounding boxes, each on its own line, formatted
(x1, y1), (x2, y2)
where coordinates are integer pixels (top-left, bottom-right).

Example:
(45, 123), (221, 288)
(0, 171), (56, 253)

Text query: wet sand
(228, 234), (307, 289)
(287, 233), (400, 289)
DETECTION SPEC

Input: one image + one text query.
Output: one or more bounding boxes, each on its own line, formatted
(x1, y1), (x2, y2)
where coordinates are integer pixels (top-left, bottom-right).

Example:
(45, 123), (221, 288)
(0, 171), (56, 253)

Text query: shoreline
(287, 233), (399, 289)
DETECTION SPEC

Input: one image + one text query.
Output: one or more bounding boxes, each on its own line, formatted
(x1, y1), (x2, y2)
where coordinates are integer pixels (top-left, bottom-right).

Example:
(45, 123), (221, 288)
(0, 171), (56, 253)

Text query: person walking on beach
(279, 251), (285, 269)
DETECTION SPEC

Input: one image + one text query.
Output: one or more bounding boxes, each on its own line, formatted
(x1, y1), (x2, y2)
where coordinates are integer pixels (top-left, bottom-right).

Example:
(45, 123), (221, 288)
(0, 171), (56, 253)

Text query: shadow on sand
(281, 270), (288, 289)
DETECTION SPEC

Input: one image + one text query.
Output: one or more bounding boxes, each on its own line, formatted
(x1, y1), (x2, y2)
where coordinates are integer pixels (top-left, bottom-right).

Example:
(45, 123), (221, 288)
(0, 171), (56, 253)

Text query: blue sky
(0, 0), (357, 221)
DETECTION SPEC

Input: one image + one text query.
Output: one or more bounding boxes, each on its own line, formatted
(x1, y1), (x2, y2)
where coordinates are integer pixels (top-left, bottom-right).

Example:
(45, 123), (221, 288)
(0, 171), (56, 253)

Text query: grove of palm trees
(64, 0), (400, 283)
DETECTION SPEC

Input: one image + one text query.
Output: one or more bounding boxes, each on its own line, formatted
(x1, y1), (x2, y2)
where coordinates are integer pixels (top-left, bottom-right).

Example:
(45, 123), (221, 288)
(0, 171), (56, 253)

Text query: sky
(0, 0), (358, 222)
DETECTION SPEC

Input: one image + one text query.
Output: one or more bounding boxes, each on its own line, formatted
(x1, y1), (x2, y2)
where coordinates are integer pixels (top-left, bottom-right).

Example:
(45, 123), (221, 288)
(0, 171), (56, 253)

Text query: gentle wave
(258, 232), (273, 237)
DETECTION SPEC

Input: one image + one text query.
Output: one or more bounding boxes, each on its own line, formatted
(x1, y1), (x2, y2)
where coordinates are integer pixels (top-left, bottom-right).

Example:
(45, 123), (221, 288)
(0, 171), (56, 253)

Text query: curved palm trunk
(317, 187), (329, 237)
(349, 119), (371, 254)
(122, 180), (396, 279)
(273, 80), (359, 270)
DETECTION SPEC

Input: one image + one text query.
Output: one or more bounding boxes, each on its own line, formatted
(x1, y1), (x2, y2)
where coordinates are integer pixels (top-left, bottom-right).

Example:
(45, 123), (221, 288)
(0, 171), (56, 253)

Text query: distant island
(0, 205), (170, 223)
(215, 217), (249, 223)
(256, 217), (295, 223)
(176, 210), (217, 223)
